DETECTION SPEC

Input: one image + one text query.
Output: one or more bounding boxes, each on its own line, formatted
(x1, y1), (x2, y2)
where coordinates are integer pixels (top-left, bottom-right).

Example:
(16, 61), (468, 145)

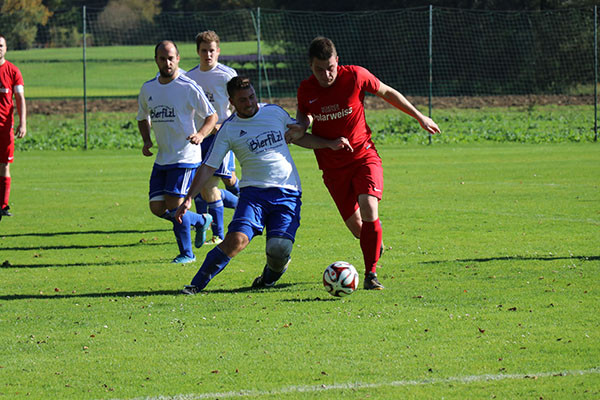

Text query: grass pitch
(0, 144), (598, 399)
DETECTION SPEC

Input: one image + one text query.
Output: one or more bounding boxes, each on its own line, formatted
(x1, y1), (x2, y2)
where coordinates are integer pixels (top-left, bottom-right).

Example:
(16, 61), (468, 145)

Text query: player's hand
(419, 116), (441, 135)
(15, 124), (26, 139)
(175, 197), (192, 224)
(330, 137), (353, 152)
(142, 141), (153, 157)
(187, 133), (203, 145)
(285, 123), (306, 144)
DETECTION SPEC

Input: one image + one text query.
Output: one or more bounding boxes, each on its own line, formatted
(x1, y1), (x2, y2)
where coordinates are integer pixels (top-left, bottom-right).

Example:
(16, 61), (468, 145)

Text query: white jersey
(186, 63), (237, 124)
(137, 73), (215, 167)
(205, 104), (301, 192)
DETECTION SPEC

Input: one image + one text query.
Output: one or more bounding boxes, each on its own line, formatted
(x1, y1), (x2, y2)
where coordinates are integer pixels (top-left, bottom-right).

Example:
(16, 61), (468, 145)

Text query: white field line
(119, 367), (600, 400)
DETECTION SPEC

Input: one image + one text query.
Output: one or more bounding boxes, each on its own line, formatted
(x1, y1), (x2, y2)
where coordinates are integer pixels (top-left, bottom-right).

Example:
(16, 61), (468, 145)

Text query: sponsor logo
(247, 130), (284, 153)
(314, 105), (353, 122)
(150, 105), (176, 122)
(308, 98), (318, 104)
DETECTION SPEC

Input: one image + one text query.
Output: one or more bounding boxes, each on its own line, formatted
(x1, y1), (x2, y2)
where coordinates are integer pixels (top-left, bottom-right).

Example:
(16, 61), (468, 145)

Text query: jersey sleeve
(354, 65), (380, 94)
(13, 66), (24, 88)
(204, 125), (231, 168)
(136, 86), (149, 121)
(296, 81), (309, 115)
(192, 86), (216, 119)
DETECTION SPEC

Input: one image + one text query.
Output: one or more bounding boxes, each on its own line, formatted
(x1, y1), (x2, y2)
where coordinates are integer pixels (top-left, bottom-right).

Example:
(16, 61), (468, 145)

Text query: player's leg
(157, 167), (212, 263)
(0, 126), (15, 219)
(354, 159), (384, 290)
(182, 189), (263, 294)
(200, 176), (225, 244)
(252, 188), (302, 288)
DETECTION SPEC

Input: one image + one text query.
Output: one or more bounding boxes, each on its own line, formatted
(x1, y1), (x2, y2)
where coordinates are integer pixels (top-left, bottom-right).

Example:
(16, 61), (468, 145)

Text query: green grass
(9, 42), (271, 98)
(15, 106), (599, 151)
(1, 144), (599, 398)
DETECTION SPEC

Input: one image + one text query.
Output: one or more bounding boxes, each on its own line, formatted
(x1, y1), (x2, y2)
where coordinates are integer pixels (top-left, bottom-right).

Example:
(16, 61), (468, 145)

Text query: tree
(0, 0), (52, 49)
(94, 0), (160, 45)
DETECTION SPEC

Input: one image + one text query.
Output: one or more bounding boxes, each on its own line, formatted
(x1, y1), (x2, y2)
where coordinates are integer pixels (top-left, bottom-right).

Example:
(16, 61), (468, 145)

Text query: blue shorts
(229, 187), (302, 242)
(202, 135), (236, 178)
(148, 164), (197, 201)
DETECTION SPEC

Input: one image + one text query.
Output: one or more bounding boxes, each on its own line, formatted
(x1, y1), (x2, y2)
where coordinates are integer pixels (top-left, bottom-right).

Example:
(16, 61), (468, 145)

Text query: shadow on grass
(0, 283), (310, 301)
(1, 241), (170, 252)
(421, 254), (600, 264)
(0, 228), (170, 238)
(1, 259), (164, 269)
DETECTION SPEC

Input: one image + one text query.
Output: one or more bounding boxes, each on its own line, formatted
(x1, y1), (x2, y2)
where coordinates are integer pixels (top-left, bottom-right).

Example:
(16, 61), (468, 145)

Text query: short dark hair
(195, 30), (220, 52)
(309, 36), (337, 61)
(227, 76), (252, 97)
(155, 40), (179, 58)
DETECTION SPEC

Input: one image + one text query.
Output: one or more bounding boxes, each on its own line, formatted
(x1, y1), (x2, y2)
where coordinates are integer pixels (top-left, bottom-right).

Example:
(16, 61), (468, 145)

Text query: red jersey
(297, 65), (380, 170)
(0, 60), (24, 128)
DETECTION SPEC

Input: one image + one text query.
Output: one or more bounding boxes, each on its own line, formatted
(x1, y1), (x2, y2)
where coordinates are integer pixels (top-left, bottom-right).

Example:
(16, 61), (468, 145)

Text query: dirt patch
(28, 94), (594, 115)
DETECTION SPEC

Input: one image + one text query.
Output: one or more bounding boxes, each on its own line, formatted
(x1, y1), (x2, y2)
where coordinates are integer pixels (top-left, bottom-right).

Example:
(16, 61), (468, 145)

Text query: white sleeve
(136, 87), (149, 121)
(192, 87), (216, 119)
(204, 127), (231, 168)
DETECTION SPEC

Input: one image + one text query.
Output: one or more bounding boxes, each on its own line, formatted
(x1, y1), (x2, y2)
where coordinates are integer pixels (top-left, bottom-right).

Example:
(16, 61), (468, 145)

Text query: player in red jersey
(287, 36), (440, 290)
(0, 34), (27, 221)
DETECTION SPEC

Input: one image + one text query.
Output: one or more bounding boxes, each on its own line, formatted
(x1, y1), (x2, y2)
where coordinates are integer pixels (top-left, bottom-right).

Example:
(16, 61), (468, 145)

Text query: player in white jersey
(136, 40), (218, 264)
(175, 77), (350, 295)
(185, 31), (240, 246)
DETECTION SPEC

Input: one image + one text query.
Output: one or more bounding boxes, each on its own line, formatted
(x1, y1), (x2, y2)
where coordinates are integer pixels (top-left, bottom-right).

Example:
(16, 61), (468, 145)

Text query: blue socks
(219, 189), (238, 209)
(207, 199), (225, 240)
(190, 246), (231, 289)
(171, 209), (208, 258)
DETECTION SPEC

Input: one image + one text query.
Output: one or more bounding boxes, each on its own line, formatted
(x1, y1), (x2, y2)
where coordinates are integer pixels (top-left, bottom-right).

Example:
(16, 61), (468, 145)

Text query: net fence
(6, 6), (599, 141)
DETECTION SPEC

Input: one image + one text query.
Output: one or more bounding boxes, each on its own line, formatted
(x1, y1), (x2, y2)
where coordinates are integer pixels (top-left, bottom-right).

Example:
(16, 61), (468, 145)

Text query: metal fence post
(428, 4), (433, 145)
(83, 5), (88, 150)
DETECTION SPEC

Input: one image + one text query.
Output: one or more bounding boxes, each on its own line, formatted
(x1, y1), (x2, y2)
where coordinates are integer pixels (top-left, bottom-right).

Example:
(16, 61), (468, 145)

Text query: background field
(1, 143), (598, 399)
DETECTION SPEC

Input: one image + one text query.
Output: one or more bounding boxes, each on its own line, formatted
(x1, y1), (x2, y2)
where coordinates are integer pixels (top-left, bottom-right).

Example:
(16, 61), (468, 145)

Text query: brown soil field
(28, 94), (594, 115)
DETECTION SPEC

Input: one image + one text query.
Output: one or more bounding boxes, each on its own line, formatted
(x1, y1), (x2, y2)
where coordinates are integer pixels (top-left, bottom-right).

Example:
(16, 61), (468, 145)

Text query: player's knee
(266, 237), (293, 272)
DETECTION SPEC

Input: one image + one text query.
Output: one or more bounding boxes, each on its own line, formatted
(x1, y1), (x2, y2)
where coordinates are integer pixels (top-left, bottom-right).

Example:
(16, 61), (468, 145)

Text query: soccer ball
(323, 261), (359, 297)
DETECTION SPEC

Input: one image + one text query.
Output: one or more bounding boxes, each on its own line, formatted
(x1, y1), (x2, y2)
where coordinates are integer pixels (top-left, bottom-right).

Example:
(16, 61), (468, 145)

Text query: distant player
(175, 77), (349, 294)
(0, 34), (27, 221)
(136, 40), (218, 263)
(288, 36), (441, 290)
(186, 30), (240, 246)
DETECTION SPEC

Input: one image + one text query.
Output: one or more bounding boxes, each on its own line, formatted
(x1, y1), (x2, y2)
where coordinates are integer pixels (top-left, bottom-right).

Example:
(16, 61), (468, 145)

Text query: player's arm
(14, 87), (26, 139)
(175, 163), (217, 223)
(285, 108), (312, 143)
(137, 119), (153, 157)
(376, 82), (440, 135)
(188, 112), (218, 145)
(286, 108), (352, 151)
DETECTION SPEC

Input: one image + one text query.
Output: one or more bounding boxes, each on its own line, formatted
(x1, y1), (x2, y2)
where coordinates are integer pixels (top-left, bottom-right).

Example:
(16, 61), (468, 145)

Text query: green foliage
(0, 0), (52, 50)
(367, 106), (597, 144)
(1, 145), (598, 398)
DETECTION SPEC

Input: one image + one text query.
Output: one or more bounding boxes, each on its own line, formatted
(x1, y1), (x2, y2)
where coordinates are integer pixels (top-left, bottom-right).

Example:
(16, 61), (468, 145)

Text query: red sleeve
(353, 65), (380, 95)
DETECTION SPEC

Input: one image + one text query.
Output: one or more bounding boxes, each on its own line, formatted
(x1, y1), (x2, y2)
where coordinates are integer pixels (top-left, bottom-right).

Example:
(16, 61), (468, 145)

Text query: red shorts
(322, 152), (383, 221)
(0, 125), (15, 164)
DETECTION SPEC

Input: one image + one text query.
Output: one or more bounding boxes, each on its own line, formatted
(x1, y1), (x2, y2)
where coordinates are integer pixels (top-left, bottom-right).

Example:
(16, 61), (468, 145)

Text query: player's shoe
(251, 275), (276, 289)
(364, 272), (385, 290)
(1, 206), (12, 217)
(172, 254), (196, 264)
(204, 236), (224, 246)
(181, 285), (202, 295)
(194, 213), (213, 248)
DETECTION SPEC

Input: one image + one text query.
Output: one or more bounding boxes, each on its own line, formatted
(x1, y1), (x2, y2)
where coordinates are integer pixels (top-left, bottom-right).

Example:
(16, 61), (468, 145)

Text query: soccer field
(1, 144), (599, 399)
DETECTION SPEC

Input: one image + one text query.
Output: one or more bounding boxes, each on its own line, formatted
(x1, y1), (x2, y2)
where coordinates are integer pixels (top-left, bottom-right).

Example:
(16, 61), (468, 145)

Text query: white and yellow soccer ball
(323, 261), (359, 297)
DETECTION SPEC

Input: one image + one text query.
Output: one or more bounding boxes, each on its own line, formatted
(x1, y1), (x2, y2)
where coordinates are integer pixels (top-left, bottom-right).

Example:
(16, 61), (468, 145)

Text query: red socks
(360, 219), (382, 275)
(0, 176), (10, 209)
